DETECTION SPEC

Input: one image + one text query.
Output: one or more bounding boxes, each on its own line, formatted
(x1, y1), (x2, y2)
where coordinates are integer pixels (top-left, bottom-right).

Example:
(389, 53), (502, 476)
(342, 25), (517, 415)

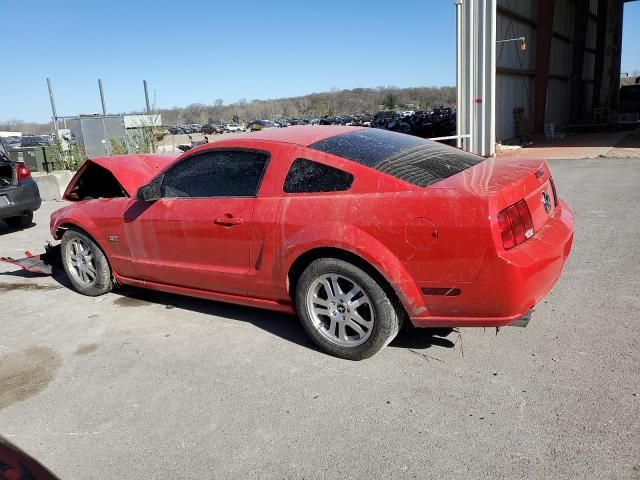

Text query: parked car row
(167, 107), (456, 141)
(168, 124), (203, 135)
(0, 135), (54, 149)
(168, 123), (249, 135)
(370, 107), (457, 139)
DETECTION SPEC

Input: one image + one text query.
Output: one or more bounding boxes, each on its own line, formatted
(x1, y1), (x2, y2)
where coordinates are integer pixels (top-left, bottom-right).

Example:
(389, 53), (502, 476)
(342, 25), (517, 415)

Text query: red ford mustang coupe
(50, 126), (574, 359)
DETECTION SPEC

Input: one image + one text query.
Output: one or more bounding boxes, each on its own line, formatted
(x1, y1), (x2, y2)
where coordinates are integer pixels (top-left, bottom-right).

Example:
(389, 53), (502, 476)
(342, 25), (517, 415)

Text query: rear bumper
(0, 179), (42, 220)
(411, 199), (574, 328)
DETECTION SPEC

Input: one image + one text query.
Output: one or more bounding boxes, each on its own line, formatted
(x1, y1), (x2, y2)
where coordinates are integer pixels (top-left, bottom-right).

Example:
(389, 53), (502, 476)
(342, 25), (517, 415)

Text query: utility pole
(143, 80), (151, 113)
(46, 78), (59, 134)
(98, 79), (107, 116)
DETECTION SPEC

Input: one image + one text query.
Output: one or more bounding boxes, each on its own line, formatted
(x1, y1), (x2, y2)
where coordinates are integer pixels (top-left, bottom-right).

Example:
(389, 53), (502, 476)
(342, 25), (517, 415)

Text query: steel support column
(570, 1), (589, 123)
(608, 0), (625, 113)
(594, 0), (625, 113)
(592, 0), (608, 110)
(533, 0), (555, 134)
(455, 0), (496, 157)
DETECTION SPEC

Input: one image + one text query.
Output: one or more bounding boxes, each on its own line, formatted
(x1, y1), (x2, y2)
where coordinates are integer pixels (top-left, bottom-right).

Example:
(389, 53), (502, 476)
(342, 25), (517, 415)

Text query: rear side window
(284, 158), (353, 193)
(162, 150), (268, 198)
(309, 128), (483, 187)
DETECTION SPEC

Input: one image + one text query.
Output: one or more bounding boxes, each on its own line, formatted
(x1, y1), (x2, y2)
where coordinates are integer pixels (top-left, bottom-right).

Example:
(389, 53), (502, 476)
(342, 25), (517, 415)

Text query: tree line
(0, 85), (457, 134)
(159, 86), (456, 125)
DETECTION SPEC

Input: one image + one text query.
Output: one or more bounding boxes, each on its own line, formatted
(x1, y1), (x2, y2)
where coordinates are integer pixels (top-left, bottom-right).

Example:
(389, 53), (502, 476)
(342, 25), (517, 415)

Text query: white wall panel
(496, 73), (533, 141)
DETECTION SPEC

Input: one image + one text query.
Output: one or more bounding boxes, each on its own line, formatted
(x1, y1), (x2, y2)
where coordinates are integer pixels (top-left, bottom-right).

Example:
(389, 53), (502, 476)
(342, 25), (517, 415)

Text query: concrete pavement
(0, 158), (639, 479)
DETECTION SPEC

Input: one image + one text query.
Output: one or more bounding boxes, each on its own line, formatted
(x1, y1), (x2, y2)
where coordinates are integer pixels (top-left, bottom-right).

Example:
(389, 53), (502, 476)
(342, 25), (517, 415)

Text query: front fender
(50, 204), (113, 257)
(282, 222), (428, 317)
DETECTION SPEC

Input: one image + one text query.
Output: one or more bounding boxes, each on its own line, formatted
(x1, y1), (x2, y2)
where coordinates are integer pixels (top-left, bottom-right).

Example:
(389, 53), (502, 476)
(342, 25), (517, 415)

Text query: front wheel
(61, 229), (113, 296)
(295, 258), (401, 360)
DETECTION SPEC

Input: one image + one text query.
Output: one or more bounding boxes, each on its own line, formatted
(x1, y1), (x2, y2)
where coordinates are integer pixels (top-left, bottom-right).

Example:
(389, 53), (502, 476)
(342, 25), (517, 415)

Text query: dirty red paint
(50, 126), (574, 328)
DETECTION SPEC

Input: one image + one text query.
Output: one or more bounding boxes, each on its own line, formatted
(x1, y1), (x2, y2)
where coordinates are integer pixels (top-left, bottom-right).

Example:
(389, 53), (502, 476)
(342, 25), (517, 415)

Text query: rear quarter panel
(248, 145), (494, 317)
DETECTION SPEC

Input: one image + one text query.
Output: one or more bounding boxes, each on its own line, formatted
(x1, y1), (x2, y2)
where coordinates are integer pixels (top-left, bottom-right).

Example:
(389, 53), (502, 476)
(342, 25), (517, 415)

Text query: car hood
(64, 154), (178, 200)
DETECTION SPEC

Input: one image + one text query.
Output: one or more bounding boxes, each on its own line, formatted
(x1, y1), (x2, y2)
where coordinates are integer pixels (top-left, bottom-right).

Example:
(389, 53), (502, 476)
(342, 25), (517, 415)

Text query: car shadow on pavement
(112, 285), (317, 350)
(0, 262), (458, 357)
(108, 286), (457, 355)
(0, 221), (36, 236)
(390, 327), (456, 350)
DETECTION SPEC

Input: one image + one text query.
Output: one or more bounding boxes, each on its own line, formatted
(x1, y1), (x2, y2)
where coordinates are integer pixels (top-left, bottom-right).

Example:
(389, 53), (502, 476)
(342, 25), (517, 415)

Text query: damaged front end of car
(62, 154), (177, 202)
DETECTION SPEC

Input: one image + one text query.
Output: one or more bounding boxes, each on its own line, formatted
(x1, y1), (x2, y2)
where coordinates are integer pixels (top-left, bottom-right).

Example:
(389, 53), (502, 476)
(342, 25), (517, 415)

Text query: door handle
(214, 215), (243, 227)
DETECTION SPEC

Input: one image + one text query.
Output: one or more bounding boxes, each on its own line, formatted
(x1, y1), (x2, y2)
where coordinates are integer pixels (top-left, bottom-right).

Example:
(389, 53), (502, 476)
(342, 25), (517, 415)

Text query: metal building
(68, 115), (126, 158)
(456, 0), (633, 155)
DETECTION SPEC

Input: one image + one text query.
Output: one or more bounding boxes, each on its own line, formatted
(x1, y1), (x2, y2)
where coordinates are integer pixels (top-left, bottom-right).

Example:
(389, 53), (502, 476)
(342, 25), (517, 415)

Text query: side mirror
(137, 182), (162, 202)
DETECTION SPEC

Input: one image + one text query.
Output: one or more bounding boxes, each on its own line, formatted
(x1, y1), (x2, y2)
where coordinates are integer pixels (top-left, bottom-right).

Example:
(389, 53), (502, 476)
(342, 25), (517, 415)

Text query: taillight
(549, 177), (559, 207)
(497, 200), (534, 250)
(17, 164), (31, 181)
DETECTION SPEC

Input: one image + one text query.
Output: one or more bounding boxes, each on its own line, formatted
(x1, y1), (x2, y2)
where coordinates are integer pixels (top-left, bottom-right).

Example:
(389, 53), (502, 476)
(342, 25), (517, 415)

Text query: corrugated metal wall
(546, 1), (573, 127)
(496, 0), (536, 141)
(496, 0), (601, 142)
(497, 0), (535, 18)
(496, 75), (533, 141)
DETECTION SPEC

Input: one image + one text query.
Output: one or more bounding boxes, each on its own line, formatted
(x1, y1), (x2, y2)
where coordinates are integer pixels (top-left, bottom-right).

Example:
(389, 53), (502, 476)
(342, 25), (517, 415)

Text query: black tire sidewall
(61, 229), (113, 296)
(295, 258), (400, 360)
(4, 211), (33, 229)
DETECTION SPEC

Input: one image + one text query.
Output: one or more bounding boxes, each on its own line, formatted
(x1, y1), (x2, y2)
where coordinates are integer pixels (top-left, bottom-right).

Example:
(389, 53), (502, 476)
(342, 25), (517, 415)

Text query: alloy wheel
(305, 273), (375, 347)
(65, 238), (97, 286)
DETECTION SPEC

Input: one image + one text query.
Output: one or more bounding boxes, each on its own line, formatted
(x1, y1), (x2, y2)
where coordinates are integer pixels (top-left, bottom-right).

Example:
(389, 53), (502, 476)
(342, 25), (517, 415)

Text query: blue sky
(0, 0), (638, 123)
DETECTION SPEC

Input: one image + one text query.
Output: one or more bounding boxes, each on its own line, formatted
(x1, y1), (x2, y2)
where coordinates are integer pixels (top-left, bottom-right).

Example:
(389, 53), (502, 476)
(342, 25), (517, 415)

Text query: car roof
(236, 125), (364, 146)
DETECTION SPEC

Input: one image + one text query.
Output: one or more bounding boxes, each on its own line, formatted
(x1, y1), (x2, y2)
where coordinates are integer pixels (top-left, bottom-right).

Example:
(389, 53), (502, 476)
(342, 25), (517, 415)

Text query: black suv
(0, 138), (41, 228)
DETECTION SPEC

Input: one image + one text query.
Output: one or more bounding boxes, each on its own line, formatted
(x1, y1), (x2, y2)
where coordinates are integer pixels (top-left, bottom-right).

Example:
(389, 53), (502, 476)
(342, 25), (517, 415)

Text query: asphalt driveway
(0, 158), (638, 479)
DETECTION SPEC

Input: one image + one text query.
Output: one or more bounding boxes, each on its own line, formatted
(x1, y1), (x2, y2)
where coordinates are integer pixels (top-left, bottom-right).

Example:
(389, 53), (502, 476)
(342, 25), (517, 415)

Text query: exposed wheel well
(55, 223), (75, 240)
(287, 247), (407, 320)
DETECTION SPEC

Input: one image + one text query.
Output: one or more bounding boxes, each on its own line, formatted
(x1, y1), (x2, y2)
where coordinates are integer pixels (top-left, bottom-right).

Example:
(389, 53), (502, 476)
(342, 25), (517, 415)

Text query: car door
(124, 148), (269, 296)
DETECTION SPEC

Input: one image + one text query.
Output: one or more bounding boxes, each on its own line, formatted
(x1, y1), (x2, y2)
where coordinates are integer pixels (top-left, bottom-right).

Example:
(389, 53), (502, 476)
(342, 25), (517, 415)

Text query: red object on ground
(49, 126), (573, 328)
(0, 436), (59, 479)
(0, 251), (52, 275)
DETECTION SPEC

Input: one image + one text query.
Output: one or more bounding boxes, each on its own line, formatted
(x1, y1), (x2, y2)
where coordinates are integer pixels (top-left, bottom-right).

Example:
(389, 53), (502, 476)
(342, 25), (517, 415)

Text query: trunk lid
(435, 157), (557, 232)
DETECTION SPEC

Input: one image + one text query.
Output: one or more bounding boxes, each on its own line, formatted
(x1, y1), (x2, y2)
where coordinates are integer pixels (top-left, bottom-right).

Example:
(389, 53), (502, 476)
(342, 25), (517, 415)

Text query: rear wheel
(61, 229), (113, 296)
(4, 211), (33, 229)
(295, 258), (401, 360)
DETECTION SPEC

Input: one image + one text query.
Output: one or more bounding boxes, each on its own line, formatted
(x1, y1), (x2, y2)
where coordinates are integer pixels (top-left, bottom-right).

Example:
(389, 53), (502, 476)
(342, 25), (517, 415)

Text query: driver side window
(162, 150), (269, 198)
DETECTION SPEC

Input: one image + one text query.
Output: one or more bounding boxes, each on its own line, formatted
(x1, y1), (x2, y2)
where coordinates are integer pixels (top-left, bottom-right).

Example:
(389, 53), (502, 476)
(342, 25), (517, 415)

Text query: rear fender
(283, 222), (428, 317)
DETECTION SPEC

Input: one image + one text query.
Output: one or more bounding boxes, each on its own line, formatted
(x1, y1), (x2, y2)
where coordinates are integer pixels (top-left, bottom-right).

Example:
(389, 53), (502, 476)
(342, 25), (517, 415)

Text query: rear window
(309, 129), (484, 187)
(284, 158), (353, 193)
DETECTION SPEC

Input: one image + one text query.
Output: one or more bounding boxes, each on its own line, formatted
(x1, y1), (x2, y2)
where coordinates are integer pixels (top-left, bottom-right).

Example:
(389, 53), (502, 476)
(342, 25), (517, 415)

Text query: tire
(4, 211), (33, 229)
(295, 258), (402, 360)
(61, 229), (113, 296)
